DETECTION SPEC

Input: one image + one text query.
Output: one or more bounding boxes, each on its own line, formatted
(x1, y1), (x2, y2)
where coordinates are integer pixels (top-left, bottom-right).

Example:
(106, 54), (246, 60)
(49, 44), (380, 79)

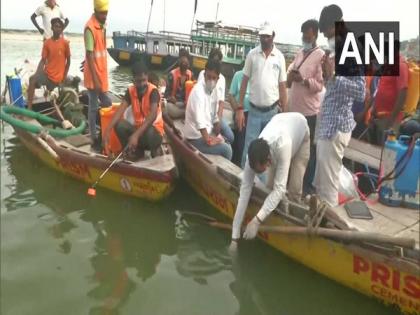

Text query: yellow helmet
(94, 0), (109, 11)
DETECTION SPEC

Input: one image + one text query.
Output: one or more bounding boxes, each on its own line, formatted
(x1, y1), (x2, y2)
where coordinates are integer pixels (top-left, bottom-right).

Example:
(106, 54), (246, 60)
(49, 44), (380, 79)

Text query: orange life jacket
(129, 83), (164, 135)
(184, 80), (196, 104)
(170, 67), (192, 98)
(84, 14), (108, 92)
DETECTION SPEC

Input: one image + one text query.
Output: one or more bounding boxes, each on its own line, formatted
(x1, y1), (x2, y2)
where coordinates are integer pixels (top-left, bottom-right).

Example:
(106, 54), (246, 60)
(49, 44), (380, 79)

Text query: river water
(0, 33), (401, 315)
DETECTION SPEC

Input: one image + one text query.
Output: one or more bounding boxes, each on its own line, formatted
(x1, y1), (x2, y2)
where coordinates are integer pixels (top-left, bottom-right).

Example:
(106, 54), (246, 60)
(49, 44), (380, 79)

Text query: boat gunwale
(13, 123), (177, 184)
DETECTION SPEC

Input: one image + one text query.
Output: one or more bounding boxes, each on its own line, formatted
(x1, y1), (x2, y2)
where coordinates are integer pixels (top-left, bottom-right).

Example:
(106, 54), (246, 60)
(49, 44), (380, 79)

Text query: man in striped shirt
(314, 4), (365, 207)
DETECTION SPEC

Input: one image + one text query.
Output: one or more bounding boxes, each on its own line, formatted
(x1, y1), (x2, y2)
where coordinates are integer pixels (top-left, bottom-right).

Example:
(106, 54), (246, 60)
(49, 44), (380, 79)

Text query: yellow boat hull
(15, 128), (177, 201)
(166, 126), (420, 314)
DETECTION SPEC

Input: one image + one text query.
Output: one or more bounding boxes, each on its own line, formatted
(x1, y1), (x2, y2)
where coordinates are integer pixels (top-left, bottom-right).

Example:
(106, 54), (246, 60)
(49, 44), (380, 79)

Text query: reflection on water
(0, 36), (401, 315)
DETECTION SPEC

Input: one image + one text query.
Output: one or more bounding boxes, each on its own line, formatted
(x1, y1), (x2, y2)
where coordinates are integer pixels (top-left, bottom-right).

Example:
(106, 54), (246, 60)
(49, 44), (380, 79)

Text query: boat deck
(174, 120), (419, 250)
(333, 201), (420, 250)
(26, 118), (176, 173)
(203, 148), (420, 251)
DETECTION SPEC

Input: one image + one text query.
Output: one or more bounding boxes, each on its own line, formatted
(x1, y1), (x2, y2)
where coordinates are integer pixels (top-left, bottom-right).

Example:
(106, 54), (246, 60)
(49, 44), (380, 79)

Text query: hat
(259, 22), (274, 36)
(94, 0), (109, 11)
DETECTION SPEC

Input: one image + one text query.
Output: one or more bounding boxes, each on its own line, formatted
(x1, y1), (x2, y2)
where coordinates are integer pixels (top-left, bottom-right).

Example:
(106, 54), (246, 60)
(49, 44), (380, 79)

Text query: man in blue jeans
(235, 22), (288, 167)
(183, 59), (232, 160)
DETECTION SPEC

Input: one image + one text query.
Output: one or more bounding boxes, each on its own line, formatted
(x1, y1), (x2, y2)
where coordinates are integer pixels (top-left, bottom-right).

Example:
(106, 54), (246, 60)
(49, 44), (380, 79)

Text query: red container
(100, 104), (122, 155)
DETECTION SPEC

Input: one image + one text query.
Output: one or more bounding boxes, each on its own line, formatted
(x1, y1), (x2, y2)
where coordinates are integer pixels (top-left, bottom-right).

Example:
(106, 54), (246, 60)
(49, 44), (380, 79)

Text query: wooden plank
(394, 225), (420, 250)
(344, 146), (380, 169)
(63, 134), (92, 147)
(332, 204), (407, 236)
(348, 138), (382, 160)
(368, 202), (420, 228)
(344, 138), (383, 169)
(131, 154), (176, 172)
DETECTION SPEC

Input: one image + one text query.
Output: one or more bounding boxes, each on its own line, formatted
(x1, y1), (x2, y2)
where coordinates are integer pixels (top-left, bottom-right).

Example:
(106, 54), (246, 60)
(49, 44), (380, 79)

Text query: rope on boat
(307, 196), (328, 236)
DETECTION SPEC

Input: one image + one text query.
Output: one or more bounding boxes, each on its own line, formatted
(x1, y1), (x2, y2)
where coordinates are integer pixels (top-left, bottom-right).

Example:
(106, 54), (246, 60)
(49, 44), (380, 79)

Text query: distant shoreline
(1, 28), (83, 37)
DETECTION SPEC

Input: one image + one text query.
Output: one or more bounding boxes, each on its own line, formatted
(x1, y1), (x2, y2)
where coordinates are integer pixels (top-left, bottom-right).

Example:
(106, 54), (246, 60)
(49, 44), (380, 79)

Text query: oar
(179, 211), (416, 249)
(87, 147), (126, 197)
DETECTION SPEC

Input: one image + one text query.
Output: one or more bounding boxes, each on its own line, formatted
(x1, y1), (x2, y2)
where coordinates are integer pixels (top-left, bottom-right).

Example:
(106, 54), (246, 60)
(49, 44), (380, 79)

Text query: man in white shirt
(184, 59), (233, 160)
(236, 22), (288, 168)
(197, 48), (234, 145)
(31, 0), (69, 40)
(230, 113), (310, 248)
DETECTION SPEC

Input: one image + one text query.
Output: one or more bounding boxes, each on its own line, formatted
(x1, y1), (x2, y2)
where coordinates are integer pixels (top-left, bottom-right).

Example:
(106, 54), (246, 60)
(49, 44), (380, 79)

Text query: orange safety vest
(129, 83), (164, 136)
(84, 14), (108, 92)
(170, 67), (192, 98)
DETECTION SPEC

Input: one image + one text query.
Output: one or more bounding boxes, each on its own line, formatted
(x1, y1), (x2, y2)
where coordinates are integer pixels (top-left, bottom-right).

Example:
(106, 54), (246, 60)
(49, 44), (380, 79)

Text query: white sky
(1, 0), (419, 45)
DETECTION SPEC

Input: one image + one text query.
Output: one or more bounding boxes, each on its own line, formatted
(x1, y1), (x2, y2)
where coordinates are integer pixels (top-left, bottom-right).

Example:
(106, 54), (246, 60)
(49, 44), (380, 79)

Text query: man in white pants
(230, 113), (310, 249)
(314, 4), (365, 207)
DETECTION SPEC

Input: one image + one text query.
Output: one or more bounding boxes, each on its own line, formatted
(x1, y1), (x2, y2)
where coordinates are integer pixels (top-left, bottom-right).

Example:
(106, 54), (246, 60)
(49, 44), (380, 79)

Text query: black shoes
(90, 138), (102, 153)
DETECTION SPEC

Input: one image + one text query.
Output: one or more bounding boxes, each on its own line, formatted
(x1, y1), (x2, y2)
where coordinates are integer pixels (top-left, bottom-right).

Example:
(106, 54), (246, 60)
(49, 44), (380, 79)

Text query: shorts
(34, 72), (58, 91)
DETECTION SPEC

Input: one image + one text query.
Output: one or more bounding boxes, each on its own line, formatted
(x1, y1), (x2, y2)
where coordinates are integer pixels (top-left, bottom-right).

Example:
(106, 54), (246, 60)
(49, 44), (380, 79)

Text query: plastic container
(338, 166), (359, 205)
(403, 63), (419, 116)
(184, 80), (196, 104)
(7, 76), (26, 107)
(100, 103), (122, 155)
(380, 135), (420, 209)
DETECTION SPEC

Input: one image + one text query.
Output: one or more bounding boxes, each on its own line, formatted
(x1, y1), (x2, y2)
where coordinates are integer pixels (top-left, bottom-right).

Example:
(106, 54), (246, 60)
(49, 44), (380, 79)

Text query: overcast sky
(1, 0), (419, 45)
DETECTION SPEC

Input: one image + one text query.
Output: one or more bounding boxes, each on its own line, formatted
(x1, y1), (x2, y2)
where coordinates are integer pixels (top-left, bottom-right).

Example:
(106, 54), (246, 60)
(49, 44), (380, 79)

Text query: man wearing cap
(31, 0), (69, 40)
(236, 22), (288, 168)
(27, 18), (70, 110)
(314, 4), (365, 207)
(84, 0), (112, 152)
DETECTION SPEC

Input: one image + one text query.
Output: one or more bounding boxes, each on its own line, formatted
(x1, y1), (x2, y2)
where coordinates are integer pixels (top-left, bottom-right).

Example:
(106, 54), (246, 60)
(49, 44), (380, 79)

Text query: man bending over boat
(230, 113), (310, 249)
(103, 63), (164, 160)
(27, 18), (70, 111)
(165, 49), (193, 119)
(183, 59), (233, 160)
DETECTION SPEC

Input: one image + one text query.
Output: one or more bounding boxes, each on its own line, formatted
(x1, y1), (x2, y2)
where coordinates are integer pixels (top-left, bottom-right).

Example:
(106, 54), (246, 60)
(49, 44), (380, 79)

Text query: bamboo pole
(207, 221), (416, 249)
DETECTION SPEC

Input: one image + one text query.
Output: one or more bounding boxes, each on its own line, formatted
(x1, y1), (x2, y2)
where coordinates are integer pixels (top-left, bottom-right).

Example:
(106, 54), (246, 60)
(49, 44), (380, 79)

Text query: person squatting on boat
(236, 22), (288, 168)
(27, 18), (70, 112)
(287, 19), (325, 195)
(197, 48), (235, 145)
(229, 113), (310, 250)
(84, 0), (112, 152)
(313, 4), (365, 207)
(183, 59), (233, 160)
(31, 0), (69, 40)
(103, 63), (164, 160)
(165, 49), (194, 119)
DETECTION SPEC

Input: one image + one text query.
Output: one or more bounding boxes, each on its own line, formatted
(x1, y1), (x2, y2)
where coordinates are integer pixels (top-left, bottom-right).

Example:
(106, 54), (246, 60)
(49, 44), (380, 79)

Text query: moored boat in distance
(108, 20), (299, 79)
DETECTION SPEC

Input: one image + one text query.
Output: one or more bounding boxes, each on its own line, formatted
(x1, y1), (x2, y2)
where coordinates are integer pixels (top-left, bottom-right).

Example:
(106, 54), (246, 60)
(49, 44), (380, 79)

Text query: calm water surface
(0, 34), (401, 315)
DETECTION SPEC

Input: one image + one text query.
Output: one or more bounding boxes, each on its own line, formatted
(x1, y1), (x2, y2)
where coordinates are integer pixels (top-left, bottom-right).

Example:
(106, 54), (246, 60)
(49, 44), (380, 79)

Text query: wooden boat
(108, 21), (299, 79)
(1, 104), (178, 201)
(164, 121), (420, 314)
